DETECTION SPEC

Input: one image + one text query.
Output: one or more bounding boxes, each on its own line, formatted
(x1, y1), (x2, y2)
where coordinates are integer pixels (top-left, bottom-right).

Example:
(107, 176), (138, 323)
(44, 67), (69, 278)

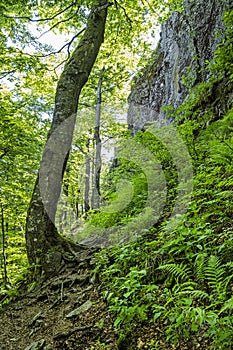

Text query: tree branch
(12, 29), (85, 59)
(37, 14), (76, 39)
(0, 70), (16, 80)
(3, 1), (79, 23)
(114, 0), (133, 26)
(94, 2), (114, 13)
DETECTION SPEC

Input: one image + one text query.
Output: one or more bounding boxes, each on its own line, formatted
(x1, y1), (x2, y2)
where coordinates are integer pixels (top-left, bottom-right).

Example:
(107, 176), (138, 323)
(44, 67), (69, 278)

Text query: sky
(29, 21), (160, 52)
(28, 22), (71, 51)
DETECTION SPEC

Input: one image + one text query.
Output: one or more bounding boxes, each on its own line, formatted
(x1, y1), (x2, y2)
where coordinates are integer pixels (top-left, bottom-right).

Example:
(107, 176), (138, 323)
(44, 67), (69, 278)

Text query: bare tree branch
(0, 70), (16, 80)
(114, 0), (133, 26)
(37, 14), (76, 39)
(12, 29), (85, 59)
(3, 1), (79, 23)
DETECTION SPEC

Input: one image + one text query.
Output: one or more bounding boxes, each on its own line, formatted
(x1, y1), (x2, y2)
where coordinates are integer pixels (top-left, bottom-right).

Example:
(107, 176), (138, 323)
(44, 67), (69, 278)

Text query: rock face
(128, 0), (232, 133)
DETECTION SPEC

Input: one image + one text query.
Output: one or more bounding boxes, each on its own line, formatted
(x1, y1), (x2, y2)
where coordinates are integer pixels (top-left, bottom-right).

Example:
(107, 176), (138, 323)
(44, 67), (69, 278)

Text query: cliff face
(128, 0), (232, 133)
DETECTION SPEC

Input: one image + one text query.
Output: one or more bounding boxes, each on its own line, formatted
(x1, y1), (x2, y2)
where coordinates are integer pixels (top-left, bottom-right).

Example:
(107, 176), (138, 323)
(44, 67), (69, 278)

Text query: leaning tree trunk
(25, 0), (111, 278)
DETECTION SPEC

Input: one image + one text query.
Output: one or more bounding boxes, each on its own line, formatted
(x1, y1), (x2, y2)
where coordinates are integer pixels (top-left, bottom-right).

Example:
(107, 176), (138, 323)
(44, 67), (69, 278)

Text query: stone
(30, 311), (45, 326)
(44, 345), (53, 350)
(127, 0), (232, 134)
(66, 300), (93, 318)
(24, 339), (46, 350)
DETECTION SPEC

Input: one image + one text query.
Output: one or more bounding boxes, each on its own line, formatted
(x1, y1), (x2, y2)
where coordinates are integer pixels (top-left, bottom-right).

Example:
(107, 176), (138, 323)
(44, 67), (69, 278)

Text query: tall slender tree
(92, 67), (104, 208)
(25, 0), (111, 277)
(0, 202), (8, 288)
(84, 138), (91, 213)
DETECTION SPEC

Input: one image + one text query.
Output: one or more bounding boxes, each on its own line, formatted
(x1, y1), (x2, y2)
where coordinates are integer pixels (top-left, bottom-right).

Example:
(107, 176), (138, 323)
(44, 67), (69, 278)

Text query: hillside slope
(0, 0), (233, 349)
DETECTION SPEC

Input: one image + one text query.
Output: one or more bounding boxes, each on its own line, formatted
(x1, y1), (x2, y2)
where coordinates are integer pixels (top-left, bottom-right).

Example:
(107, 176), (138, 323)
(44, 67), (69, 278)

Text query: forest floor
(0, 256), (118, 350)
(0, 256), (210, 350)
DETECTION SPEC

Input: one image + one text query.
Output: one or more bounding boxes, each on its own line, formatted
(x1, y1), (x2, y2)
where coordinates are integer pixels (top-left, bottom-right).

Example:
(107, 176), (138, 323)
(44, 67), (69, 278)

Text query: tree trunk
(92, 68), (104, 208)
(0, 202), (8, 288)
(84, 139), (91, 213)
(25, 1), (110, 278)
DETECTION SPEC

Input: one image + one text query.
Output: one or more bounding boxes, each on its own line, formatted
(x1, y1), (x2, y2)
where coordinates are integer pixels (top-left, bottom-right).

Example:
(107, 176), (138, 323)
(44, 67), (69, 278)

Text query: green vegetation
(0, 88), (49, 290)
(91, 9), (233, 349)
(0, 2), (232, 349)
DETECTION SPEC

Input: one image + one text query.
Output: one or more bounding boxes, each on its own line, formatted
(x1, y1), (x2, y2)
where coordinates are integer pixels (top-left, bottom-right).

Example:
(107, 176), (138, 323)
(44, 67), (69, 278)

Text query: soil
(0, 255), (118, 350)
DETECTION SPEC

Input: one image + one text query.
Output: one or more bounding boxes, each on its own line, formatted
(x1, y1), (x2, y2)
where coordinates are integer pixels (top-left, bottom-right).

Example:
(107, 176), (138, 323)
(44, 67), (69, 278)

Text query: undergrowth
(93, 9), (233, 349)
(1, 6), (232, 350)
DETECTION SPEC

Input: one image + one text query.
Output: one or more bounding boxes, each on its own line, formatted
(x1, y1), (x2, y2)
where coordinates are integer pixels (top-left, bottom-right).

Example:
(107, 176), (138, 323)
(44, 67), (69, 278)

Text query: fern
(194, 253), (208, 285)
(191, 307), (206, 326)
(174, 281), (197, 291)
(157, 263), (192, 281)
(225, 261), (233, 273)
(178, 289), (210, 301)
(220, 296), (233, 314)
(205, 255), (227, 296)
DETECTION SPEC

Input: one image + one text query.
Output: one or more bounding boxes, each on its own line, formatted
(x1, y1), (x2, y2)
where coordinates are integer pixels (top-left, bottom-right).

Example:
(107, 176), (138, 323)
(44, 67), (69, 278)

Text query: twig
(114, 0), (133, 27)
(37, 14), (76, 39)
(0, 70), (16, 80)
(3, 1), (78, 23)
(41, 30), (84, 58)
(61, 281), (64, 301)
(12, 29), (85, 59)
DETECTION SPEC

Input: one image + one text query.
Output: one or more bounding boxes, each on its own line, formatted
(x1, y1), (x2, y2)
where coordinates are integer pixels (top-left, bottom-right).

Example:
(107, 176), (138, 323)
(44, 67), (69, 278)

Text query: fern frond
(178, 281), (198, 289)
(157, 263), (192, 281)
(178, 289), (210, 301)
(205, 255), (225, 293)
(225, 261), (233, 273)
(191, 307), (206, 326)
(172, 281), (197, 293)
(221, 274), (233, 294)
(194, 253), (208, 284)
(220, 296), (233, 314)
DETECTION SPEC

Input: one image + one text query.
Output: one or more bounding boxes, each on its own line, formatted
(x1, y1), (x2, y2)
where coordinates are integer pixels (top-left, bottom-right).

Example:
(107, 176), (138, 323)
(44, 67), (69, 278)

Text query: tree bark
(0, 202), (8, 288)
(25, 0), (111, 278)
(92, 67), (104, 208)
(84, 139), (91, 213)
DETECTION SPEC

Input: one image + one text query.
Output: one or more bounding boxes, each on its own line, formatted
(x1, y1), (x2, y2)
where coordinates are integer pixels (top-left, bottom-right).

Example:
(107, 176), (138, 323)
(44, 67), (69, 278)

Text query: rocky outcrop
(128, 0), (232, 133)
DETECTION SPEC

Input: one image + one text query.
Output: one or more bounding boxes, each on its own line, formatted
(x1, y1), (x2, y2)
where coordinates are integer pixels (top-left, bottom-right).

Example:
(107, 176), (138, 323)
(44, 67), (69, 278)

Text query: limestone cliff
(128, 0), (232, 133)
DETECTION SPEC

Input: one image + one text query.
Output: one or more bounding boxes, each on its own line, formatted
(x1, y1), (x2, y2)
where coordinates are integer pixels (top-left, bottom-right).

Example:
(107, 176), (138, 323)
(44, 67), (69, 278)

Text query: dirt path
(0, 258), (117, 350)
